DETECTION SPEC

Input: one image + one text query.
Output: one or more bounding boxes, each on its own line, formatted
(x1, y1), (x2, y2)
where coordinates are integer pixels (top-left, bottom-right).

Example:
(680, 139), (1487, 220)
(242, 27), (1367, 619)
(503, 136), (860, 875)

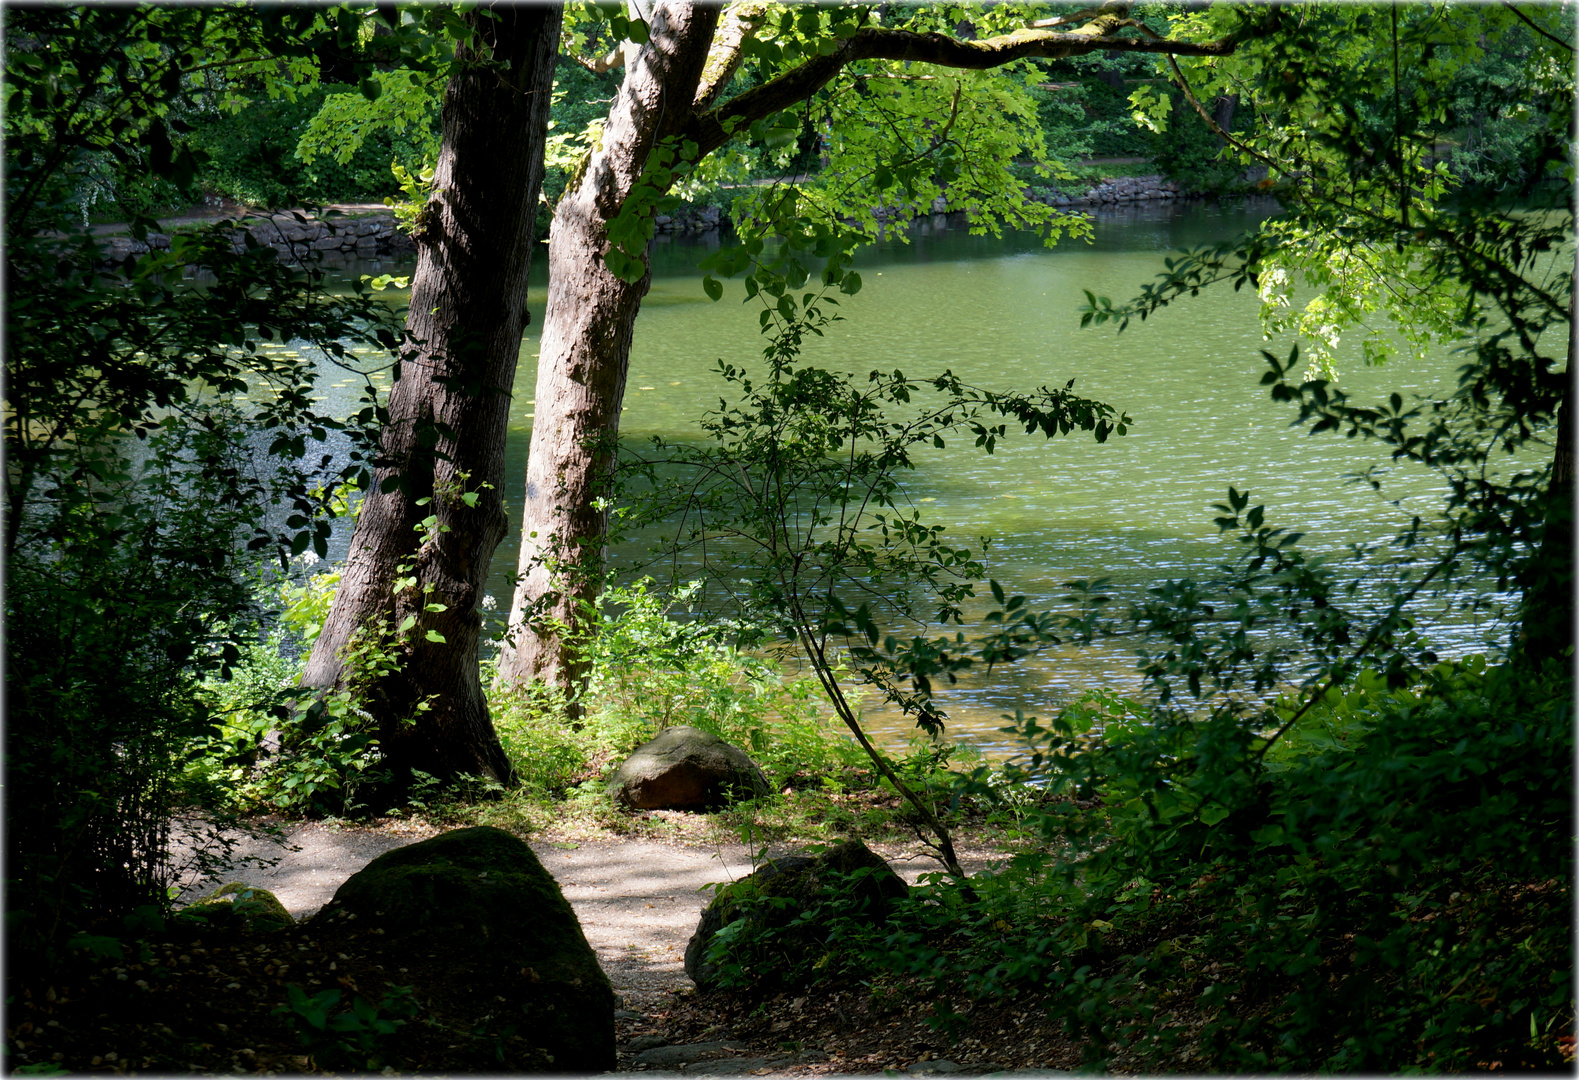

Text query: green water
(323, 200), (1508, 753)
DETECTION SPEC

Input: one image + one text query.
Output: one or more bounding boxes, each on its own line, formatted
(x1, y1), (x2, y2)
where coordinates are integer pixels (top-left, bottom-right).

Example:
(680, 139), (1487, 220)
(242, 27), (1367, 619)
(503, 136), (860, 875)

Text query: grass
(392, 748), (1016, 858)
(1065, 158), (1160, 182)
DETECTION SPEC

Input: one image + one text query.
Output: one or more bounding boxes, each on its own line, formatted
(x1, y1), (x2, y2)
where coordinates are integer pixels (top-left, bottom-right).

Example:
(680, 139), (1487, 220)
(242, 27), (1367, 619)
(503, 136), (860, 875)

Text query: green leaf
(1199, 804), (1231, 826)
(424, 630), (447, 643)
(1250, 823), (1286, 846)
(702, 275), (724, 301)
(66, 933), (125, 960)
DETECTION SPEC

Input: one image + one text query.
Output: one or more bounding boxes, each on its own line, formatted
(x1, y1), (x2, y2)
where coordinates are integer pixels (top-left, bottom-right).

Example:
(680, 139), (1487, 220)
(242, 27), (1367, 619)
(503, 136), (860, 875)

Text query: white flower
(480, 594), (498, 610)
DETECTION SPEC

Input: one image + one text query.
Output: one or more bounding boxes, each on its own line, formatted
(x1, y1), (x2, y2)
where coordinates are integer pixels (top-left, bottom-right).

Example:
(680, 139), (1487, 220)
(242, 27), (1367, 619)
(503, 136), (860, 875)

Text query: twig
(1163, 52), (1282, 175)
(1252, 549), (1456, 762)
(1499, 1), (1575, 52)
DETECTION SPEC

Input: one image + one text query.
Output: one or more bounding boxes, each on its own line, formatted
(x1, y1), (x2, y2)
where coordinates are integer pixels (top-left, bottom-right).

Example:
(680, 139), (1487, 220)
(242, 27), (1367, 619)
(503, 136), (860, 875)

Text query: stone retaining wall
(99, 211), (417, 267)
(1055, 174), (1188, 206)
(97, 175), (1201, 269)
(741, 174), (1201, 232)
(653, 204), (725, 234)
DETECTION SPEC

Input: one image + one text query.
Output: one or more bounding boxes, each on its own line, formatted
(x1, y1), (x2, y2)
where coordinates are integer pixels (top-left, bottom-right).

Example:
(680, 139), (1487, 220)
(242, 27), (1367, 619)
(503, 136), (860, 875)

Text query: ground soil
(8, 816), (1089, 1077)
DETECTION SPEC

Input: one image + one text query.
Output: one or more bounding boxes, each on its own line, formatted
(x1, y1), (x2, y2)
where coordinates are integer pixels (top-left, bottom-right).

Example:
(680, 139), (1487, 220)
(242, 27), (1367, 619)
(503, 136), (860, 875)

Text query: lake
(314, 197), (1510, 755)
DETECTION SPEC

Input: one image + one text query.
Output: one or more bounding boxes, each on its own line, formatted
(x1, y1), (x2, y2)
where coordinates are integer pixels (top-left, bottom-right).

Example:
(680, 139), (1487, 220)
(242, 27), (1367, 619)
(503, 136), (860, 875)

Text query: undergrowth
(703, 656), (1574, 1072)
(184, 573), (975, 846)
(186, 566), (1572, 1072)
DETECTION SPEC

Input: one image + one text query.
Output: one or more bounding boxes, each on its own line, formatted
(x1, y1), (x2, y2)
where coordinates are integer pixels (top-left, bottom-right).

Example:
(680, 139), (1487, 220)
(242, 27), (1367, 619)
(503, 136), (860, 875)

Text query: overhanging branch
(687, 20), (1244, 158)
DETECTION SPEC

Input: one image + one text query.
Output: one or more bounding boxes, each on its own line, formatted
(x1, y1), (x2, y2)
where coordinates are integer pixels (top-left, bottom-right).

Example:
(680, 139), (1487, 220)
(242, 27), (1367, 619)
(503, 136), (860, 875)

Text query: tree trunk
(302, 4), (561, 784)
(497, 1), (719, 705)
(1211, 93), (1238, 135)
(1517, 261), (1575, 667)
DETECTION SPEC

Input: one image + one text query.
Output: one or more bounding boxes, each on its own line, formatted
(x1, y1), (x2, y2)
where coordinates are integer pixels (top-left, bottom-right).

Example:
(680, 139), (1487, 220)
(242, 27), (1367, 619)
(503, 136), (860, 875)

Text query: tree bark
(497, 1), (720, 705)
(303, 4), (561, 784)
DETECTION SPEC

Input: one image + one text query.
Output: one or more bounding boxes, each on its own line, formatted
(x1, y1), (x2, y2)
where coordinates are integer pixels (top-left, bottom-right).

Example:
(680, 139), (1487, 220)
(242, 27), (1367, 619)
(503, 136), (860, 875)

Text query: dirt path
(176, 823), (1005, 1018)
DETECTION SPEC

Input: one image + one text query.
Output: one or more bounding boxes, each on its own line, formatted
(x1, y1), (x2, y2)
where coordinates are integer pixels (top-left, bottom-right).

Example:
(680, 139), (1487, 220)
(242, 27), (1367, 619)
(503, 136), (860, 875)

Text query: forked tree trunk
(496, 2), (720, 704)
(302, 4), (561, 784)
(495, 2), (1241, 705)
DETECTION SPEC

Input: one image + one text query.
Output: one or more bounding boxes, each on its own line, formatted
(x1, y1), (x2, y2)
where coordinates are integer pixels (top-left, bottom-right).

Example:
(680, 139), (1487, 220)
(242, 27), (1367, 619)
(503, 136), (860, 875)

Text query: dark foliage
(3, 5), (412, 968)
(704, 6), (1573, 1070)
(188, 82), (437, 209)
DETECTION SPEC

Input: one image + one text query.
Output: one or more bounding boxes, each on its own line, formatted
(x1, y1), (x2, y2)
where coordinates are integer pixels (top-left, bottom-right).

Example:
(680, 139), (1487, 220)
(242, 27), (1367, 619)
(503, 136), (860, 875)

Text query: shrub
(6, 416), (278, 961)
(883, 658), (1573, 1071)
(185, 566), (401, 818)
(490, 686), (598, 796)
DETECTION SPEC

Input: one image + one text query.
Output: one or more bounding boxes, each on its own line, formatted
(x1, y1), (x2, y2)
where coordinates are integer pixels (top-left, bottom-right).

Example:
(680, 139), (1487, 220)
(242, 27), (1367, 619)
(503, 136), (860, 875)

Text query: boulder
(608, 726), (769, 811)
(314, 825), (615, 1073)
(684, 840), (908, 990)
(175, 882), (294, 932)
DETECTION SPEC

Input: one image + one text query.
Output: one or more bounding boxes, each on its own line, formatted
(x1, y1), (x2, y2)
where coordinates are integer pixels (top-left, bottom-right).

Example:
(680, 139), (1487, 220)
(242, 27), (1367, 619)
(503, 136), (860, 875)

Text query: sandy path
(174, 823), (1002, 1015)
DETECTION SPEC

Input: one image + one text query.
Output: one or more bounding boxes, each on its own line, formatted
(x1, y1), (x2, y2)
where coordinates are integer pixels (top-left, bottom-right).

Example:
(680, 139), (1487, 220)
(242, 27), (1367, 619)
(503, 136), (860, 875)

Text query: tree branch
(1499, 0), (1575, 53)
(1164, 54), (1282, 174)
(569, 46), (625, 74)
(693, 0), (769, 112)
(688, 19), (1244, 158)
(1027, 6), (1117, 30)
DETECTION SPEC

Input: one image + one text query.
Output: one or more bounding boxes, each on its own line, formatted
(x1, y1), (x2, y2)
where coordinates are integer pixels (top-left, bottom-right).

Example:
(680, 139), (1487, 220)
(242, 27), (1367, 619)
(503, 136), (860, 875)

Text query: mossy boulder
(314, 825), (614, 1072)
(684, 840), (908, 990)
(608, 725), (770, 810)
(175, 882), (293, 932)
